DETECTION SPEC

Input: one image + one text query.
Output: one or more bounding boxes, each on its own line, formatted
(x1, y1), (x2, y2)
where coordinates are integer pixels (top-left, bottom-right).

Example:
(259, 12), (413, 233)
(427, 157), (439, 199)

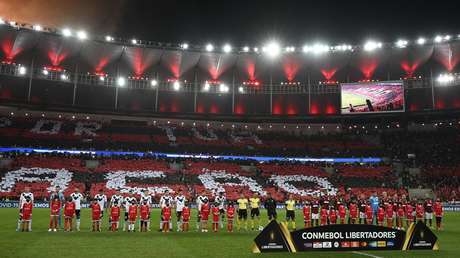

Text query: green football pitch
(0, 208), (459, 258)
(341, 92), (368, 109)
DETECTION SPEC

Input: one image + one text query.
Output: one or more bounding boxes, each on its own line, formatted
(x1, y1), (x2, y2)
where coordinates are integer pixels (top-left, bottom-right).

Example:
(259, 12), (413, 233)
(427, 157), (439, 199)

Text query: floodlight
(76, 30), (87, 40)
(238, 86), (244, 93)
(263, 41), (281, 58)
(364, 40), (382, 51)
(434, 35), (443, 43)
(131, 39), (138, 45)
(311, 43), (329, 54)
(223, 44), (232, 53)
(18, 66), (27, 75)
(181, 43), (189, 49)
(42, 69), (49, 75)
(396, 39), (408, 48)
(173, 81), (181, 91)
(117, 77), (126, 87)
(243, 46), (249, 52)
(151, 79), (158, 87)
(203, 82), (210, 91)
(62, 28), (72, 37)
(105, 36), (114, 42)
(417, 37), (426, 45)
(219, 83), (229, 93)
(205, 44), (214, 52)
(60, 74), (69, 81)
(33, 24), (42, 31)
(437, 73), (454, 83)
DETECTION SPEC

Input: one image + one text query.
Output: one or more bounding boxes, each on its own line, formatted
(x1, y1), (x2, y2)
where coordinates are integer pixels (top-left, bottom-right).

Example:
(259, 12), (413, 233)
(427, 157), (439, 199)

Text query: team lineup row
(16, 187), (445, 233)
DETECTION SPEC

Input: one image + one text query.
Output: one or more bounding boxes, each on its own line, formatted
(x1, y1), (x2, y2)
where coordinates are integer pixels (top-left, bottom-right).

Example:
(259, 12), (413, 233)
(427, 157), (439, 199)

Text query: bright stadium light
(181, 43), (189, 49)
(364, 40), (382, 51)
(434, 35), (443, 43)
(311, 43), (329, 54)
(99, 76), (105, 81)
(285, 46), (295, 52)
(33, 24), (42, 31)
(253, 47), (259, 53)
(60, 74), (69, 81)
(223, 44), (232, 53)
(417, 37), (426, 45)
(173, 81), (181, 91)
(302, 45), (311, 53)
(117, 77), (126, 87)
(62, 28), (72, 37)
(18, 66), (27, 75)
(437, 73), (454, 84)
(205, 44), (214, 52)
(335, 44), (352, 51)
(203, 82), (210, 91)
(42, 69), (49, 75)
(238, 86), (244, 93)
(263, 41), (281, 58)
(219, 83), (229, 93)
(444, 35), (451, 41)
(131, 39), (138, 45)
(76, 30), (87, 40)
(105, 35), (114, 42)
(243, 46), (249, 52)
(396, 39), (408, 48)
(0, 18), (4, 24)
(151, 79), (158, 87)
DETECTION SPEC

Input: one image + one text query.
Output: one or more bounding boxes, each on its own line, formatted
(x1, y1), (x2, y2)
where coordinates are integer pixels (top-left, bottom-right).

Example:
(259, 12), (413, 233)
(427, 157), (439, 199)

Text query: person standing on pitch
(215, 191), (227, 229)
(70, 188), (83, 231)
(236, 193), (249, 231)
(17, 186), (34, 231)
(109, 191), (124, 230)
(369, 192), (379, 225)
(195, 190), (208, 231)
(140, 189), (153, 231)
(249, 193), (261, 230)
(285, 194), (296, 230)
(264, 193), (277, 222)
(159, 190), (174, 231)
(49, 186), (65, 229)
(94, 189), (107, 226)
(174, 189), (186, 231)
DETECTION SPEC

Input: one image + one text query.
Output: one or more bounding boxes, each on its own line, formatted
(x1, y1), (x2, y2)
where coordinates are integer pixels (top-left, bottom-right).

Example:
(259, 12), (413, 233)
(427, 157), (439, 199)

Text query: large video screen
(340, 81), (404, 114)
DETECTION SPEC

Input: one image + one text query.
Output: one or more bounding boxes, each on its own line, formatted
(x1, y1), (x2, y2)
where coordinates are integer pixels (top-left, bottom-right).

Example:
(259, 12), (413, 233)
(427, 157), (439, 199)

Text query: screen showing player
(341, 81), (404, 114)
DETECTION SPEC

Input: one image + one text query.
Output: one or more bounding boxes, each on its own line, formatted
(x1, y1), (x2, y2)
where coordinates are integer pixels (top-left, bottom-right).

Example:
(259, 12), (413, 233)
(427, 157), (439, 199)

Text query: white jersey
(94, 194), (107, 209)
(160, 195), (173, 208)
(70, 192), (83, 210)
(124, 196), (137, 211)
(19, 192), (34, 208)
(175, 195), (186, 212)
(140, 193), (153, 206)
(215, 195), (226, 210)
(110, 195), (124, 207)
(196, 195), (209, 211)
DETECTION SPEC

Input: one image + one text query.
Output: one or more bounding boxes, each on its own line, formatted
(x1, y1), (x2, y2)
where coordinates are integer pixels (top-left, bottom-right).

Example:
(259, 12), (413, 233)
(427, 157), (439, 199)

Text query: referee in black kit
(264, 193), (277, 222)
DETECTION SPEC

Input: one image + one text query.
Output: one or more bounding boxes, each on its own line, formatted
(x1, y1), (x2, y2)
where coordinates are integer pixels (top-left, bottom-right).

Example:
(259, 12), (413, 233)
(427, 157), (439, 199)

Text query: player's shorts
(435, 216), (442, 224)
(238, 209), (248, 220)
(250, 208), (260, 218)
(267, 211), (277, 220)
(311, 213), (319, 220)
(75, 210), (81, 219)
(425, 212), (433, 220)
(125, 212), (129, 221)
(111, 216), (119, 222)
(176, 211), (182, 219)
(219, 209), (226, 215)
(286, 210), (295, 221)
(359, 212), (366, 219)
(303, 216), (311, 222)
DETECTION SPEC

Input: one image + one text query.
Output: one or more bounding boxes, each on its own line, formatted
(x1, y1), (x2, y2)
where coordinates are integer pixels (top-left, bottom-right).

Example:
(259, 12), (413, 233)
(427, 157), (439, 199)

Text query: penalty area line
(352, 251), (384, 258)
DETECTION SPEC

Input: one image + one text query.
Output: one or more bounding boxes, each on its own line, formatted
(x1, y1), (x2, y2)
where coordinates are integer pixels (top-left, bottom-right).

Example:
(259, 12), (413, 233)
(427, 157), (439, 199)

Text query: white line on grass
(352, 251), (383, 258)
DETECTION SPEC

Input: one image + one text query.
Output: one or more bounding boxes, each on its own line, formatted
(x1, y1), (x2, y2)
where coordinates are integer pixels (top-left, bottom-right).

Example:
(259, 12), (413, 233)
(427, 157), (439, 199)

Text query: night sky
(1, 0), (459, 46)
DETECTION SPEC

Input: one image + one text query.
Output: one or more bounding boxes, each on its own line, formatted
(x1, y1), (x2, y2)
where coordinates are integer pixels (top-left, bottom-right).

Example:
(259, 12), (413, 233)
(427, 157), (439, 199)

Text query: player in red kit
(182, 203), (191, 232)
(110, 204), (121, 231)
(303, 201), (311, 228)
(405, 201), (415, 227)
(21, 197), (33, 232)
(329, 207), (338, 224)
(377, 205), (385, 226)
(337, 200), (346, 224)
(365, 202), (373, 225)
(396, 202), (405, 230)
(212, 203), (220, 232)
(415, 201), (425, 222)
(385, 201), (394, 228)
(200, 201), (210, 232)
(311, 199), (320, 227)
(139, 201), (150, 232)
(64, 197), (75, 232)
(320, 208), (328, 226)
(162, 204), (172, 233)
(49, 195), (61, 232)
(434, 199), (443, 230)
(128, 203), (137, 232)
(424, 199), (434, 227)
(91, 199), (102, 232)
(349, 201), (358, 224)
(227, 202), (235, 232)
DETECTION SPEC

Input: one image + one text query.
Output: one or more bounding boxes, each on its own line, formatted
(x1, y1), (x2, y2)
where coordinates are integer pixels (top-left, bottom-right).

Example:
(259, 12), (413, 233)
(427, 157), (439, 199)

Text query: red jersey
(311, 201), (320, 214)
(227, 206), (235, 220)
(91, 203), (101, 220)
(128, 205), (137, 221)
(212, 207), (220, 222)
(434, 202), (443, 217)
(50, 200), (61, 215)
(64, 202), (75, 217)
(349, 203), (358, 218)
(377, 207), (385, 222)
(162, 206), (172, 221)
(397, 205), (405, 217)
(111, 206), (121, 220)
(200, 203), (210, 220)
(365, 205), (373, 219)
(182, 207), (191, 222)
(406, 204), (414, 219)
(415, 204), (424, 218)
(22, 202), (33, 220)
(338, 204), (346, 218)
(385, 203), (394, 217)
(329, 209), (337, 223)
(140, 204), (150, 220)
(320, 208), (328, 225)
(303, 205), (311, 220)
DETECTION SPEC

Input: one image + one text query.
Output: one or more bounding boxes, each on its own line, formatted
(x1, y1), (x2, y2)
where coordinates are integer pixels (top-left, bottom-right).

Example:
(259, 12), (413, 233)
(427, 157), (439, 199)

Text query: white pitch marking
(352, 251), (383, 258)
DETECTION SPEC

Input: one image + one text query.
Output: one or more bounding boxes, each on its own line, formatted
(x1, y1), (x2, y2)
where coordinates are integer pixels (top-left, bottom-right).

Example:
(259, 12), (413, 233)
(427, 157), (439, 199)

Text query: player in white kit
(70, 188), (84, 231)
(174, 190), (187, 231)
(17, 187), (34, 231)
(140, 189), (153, 231)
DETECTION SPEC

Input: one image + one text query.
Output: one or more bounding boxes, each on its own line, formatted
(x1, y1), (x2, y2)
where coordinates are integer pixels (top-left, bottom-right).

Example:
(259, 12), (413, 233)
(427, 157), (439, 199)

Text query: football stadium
(0, 1), (460, 258)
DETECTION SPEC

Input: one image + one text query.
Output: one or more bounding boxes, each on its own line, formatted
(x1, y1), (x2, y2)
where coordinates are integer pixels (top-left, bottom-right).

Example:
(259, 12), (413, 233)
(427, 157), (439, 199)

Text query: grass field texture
(0, 208), (458, 258)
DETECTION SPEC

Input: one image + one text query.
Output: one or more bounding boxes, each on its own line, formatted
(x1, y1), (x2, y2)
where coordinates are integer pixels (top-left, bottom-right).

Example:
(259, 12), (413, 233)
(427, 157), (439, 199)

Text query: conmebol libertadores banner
(253, 220), (438, 253)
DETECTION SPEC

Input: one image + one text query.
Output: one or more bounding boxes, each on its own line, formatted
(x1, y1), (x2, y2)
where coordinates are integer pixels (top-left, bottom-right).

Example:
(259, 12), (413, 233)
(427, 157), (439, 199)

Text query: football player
(303, 200), (311, 228)
(174, 190), (186, 231)
(215, 191), (227, 229)
(434, 198), (443, 230)
(109, 191), (123, 230)
(424, 198), (434, 227)
(195, 190), (209, 231)
(285, 194), (296, 230)
(200, 199), (210, 232)
(90, 198), (102, 232)
(264, 193), (277, 222)
(162, 202), (172, 233)
(70, 188), (84, 231)
(20, 196), (33, 232)
(159, 190), (173, 231)
(212, 202), (220, 232)
(140, 189), (153, 231)
(17, 187), (34, 231)
(236, 193), (249, 231)
(249, 193), (261, 230)
(127, 199), (138, 232)
(227, 202), (236, 232)
(123, 191), (137, 231)
(94, 189), (107, 221)
(49, 195), (61, 232)
(64, 197), (76, 232)
(182, 202), (191, 232)
(139, 200), (150, 232)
